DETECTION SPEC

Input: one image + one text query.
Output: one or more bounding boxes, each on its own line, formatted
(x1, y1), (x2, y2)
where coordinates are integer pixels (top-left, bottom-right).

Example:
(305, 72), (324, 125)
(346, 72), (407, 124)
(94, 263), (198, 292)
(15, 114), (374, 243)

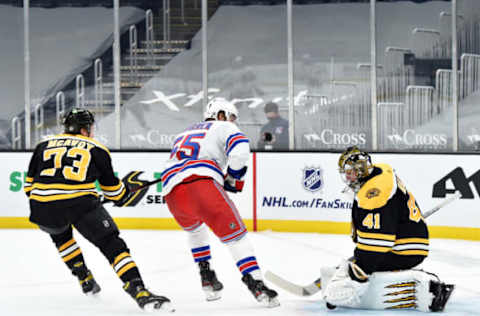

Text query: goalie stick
(265, 192), (462, 297)
(422, 191), (461, 218)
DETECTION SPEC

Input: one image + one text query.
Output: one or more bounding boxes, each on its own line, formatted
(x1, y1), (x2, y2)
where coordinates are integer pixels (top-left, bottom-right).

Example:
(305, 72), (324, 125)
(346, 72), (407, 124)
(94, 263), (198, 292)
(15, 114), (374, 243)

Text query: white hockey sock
(226, 235), (262, 280)
(188, 224), (212, 263)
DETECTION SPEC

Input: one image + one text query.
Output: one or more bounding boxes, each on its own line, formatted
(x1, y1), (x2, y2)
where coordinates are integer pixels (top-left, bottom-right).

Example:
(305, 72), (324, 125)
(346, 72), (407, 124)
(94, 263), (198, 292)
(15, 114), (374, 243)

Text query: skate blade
(85, 286), (101, 297)
(85, 291), (100, 297)
(257, 294), (280, 308)
(203, 287), (222, 301)
(143, 301), (175, 313)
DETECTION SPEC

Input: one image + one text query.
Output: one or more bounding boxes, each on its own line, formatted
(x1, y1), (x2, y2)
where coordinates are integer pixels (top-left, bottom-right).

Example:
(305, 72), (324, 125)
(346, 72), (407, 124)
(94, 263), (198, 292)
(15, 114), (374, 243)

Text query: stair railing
(146, 9), (155, 66)
(129, 25), (138, 84)
(94, 58), (104, 114)
(56, 91), (65, 130)
(76, 74), (85, 107)
(11, 116), (21, 149)
(34, 103), (44, 144)
(163, 0), (171, 49)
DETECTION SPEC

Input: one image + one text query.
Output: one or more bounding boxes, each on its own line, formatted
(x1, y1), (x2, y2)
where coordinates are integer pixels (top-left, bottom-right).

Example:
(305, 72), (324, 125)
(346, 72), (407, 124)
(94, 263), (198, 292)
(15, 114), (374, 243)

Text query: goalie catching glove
(114, 171), (150, 207)
(224, 166), (247, 193)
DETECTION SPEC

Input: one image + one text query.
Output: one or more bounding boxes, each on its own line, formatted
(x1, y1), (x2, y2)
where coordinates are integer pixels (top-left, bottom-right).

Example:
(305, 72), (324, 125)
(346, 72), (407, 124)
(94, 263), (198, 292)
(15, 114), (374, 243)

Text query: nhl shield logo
(303, 167), (324, 192)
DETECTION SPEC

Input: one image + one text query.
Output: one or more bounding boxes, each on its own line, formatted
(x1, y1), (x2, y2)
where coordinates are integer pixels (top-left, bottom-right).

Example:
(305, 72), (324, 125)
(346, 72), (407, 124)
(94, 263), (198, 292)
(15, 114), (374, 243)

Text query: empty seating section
(1, 0), (479, 151)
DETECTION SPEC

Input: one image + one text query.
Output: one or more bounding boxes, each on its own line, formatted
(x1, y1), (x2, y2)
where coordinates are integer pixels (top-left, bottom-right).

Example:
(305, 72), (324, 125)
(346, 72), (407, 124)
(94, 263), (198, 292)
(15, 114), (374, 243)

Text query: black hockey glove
(114, 181), (134, 207)
(224, 166), (247, 193)
(113, 171), (149, 207)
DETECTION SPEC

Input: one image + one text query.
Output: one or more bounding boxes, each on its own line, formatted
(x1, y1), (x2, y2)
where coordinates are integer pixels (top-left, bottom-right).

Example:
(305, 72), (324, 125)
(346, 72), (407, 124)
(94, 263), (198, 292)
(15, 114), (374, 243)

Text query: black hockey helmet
(63, 107), (95, 134)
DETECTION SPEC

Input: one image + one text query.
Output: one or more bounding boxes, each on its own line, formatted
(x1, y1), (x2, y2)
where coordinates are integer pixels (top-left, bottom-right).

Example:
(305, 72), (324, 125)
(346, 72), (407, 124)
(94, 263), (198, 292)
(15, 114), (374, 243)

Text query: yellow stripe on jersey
(30, 191), (99, 202)
(357, 230), (396, 241)
(356, 243), (392, 253)
(392, 249), (429, 256)
(24, 186), (33, 193)
(104, 187), (126, 201)
(357, 163), (396, 210)
(100, 182), (122, 191)
(394, 238), (429, 245)
(25, 177), (34, 183)
(32, 182), (96, 190)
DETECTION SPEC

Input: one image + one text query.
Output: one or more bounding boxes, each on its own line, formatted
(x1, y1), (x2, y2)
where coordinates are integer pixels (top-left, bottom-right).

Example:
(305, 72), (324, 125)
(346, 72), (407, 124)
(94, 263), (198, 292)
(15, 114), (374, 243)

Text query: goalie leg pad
(360, 269), (454, 312)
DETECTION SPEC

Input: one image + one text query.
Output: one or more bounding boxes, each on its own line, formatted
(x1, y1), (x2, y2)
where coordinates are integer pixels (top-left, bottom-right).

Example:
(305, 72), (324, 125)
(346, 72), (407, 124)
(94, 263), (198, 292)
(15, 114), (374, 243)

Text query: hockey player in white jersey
(162, 98), (279, 307)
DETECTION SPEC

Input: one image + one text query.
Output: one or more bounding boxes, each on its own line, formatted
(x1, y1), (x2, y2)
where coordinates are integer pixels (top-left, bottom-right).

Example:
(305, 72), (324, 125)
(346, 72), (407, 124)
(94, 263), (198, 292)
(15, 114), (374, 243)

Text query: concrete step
(103, 81), (143, 89)
(141, 39), (190, 45)
(128, 47), (185, 54)
(120, 65), (164, 71)
(153, 23), (201, 31)
(140, 40), (190, 48)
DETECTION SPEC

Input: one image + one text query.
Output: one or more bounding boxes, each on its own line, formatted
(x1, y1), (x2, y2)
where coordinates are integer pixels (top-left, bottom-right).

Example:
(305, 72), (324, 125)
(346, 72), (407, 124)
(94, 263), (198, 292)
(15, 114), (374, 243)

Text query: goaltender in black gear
(338, 146), (429, 273)
(24, 108), (173, 312)
(321, 146), (453, 312)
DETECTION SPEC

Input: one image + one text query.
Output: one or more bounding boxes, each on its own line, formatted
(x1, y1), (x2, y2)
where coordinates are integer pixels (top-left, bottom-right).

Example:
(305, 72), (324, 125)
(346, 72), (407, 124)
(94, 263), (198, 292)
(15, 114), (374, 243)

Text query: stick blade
(264, 271), (321, 297)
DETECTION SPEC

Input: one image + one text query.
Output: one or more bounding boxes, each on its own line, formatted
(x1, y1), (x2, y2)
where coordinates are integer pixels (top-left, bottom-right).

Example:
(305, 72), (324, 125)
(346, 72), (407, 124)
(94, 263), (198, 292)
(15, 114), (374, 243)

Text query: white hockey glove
(323, 260), (369, 308)
(224, 166), (247, 193)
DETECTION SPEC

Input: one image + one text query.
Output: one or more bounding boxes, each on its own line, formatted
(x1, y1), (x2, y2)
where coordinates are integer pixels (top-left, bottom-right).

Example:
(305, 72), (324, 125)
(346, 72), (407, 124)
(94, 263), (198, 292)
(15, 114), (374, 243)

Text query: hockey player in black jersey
(24, 108), (174, 312)
(320, 146), (454, 312)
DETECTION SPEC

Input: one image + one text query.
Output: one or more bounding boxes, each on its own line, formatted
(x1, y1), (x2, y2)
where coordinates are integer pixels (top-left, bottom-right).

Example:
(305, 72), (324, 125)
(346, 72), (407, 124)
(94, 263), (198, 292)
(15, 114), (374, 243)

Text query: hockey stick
(265, 271), (322, 297)
(422, 191), (461, 218)
(265, 192), (462, 297)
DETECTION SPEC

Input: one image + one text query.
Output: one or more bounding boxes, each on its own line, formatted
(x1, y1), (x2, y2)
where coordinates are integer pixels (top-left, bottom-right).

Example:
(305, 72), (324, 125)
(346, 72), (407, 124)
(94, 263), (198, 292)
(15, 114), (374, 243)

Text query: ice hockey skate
(72, 264), (101, 296)
(124, 278), (175, 312)
(79, 271), (101, 295)
(199, 261), (223, 301)
(429, 280), (455, 312)
(242, 273), (280, 308)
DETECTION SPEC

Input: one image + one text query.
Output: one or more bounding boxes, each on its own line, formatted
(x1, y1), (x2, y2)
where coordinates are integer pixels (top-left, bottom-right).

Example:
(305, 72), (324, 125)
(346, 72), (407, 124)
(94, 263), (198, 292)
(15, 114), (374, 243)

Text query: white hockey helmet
(204, 98), (239, 121)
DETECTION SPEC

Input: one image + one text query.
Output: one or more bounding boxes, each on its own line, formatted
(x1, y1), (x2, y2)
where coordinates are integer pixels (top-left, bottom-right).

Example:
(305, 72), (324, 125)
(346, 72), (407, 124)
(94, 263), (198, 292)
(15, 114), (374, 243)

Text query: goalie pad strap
(348, 262), (369, 283)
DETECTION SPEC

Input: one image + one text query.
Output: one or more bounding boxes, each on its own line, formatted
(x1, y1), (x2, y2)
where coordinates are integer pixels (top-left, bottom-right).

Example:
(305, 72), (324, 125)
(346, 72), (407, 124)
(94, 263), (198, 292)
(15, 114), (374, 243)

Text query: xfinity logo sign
(140, 88), (311, 111)
(387, 130), (447, 148)
(432, 167), (480, 198)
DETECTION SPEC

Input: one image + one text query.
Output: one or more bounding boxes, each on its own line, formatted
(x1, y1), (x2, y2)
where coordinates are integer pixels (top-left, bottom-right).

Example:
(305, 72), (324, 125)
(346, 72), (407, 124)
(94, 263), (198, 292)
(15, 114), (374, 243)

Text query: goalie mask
(338, 146), (373, 192)
(63, 107), (95, 135)
(204, 98), (239, 122)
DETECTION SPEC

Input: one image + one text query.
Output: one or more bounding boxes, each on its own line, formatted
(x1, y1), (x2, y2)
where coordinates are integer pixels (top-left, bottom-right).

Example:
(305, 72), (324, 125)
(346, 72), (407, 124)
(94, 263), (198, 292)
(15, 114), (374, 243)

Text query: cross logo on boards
(302, 167), (324, 192)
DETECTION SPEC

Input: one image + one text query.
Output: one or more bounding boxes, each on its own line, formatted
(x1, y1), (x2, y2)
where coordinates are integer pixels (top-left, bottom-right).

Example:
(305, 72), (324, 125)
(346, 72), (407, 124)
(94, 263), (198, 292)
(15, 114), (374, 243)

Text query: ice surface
(1, 229), (479, 315)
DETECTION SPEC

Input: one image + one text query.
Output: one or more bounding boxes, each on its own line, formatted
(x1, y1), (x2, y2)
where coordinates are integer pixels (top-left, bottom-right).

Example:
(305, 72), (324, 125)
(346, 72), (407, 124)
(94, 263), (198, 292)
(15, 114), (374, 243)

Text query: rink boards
(1, 152), (479, 240)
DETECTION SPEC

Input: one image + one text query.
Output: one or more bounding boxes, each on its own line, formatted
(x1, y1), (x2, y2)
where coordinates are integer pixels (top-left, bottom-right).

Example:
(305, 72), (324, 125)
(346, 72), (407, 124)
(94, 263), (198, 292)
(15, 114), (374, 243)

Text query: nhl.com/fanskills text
(262, 196), (353, 209)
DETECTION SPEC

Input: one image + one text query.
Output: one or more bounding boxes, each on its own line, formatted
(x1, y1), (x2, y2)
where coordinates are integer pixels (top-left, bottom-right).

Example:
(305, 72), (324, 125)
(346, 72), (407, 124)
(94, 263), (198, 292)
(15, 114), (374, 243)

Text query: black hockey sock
(56, 238), (87, 272)
(112, 252), (142, 283)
